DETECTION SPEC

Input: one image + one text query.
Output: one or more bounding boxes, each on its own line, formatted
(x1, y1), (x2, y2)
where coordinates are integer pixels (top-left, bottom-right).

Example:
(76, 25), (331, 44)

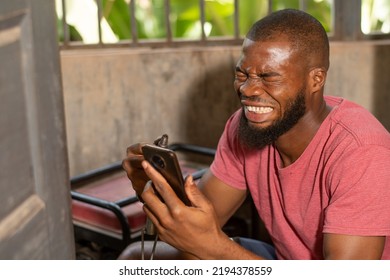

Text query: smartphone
(142, 144), (191, 206)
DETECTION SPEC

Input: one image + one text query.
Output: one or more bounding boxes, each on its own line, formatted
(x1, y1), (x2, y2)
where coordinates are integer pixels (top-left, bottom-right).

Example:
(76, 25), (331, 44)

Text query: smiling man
(121, 9), (390, 260)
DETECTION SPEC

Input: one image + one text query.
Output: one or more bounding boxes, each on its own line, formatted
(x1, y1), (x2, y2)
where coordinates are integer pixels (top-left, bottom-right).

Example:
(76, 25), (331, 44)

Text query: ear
(309, 68), (327, 92)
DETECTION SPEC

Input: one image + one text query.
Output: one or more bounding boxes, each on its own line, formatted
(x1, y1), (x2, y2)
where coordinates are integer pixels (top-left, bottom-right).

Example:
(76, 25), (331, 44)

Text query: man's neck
(275, 102), (332, 167)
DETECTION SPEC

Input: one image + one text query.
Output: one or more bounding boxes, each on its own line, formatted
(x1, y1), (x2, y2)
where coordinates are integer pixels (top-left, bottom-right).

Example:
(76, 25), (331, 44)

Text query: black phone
(142, 144), (190, 206)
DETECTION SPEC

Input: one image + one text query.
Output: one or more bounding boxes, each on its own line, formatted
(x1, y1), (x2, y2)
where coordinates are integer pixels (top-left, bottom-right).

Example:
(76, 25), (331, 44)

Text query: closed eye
(235, 68), (247, 81)
(259, 72), (282, 82)
(260, 72), (280, 78)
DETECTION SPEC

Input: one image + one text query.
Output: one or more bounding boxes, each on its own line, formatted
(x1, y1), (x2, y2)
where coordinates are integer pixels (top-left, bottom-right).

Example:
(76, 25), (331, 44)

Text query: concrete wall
(327, 41), (390, 129)
(60, 41), (390, 176)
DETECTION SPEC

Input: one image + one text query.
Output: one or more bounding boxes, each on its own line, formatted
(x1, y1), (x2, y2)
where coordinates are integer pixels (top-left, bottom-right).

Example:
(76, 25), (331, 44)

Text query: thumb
(184, 175), (210, 208)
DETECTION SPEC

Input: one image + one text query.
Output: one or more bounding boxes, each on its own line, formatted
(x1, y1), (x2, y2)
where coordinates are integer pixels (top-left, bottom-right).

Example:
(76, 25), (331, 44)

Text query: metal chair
(70, 143), (215, 259)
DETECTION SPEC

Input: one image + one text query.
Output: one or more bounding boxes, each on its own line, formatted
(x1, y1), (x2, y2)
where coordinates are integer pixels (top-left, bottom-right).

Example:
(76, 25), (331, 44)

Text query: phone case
(142, 144), (190, 205)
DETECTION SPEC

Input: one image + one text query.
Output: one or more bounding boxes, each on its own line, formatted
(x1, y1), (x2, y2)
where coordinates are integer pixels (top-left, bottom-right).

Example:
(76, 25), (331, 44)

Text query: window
(361, 0), (390, 35)
(55, 0), (388, 49)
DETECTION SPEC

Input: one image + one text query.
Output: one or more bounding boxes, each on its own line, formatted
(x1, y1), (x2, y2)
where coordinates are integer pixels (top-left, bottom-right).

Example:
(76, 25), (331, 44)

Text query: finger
(126, 142), (146, 157)
(141, 160), (185, 209)
(122, 143), (150, 194)
(122, 158), (148, 182)
(143, 205), (161, 230)
(141, 181), (170, 224)
(128, 155), (145, 169)
(140, 180), (156, 203)
(122, 157), (143, 175)
(143, 205), (170, 238)
(124, 143), (147, 170)
(183, 175), (209, 209)
(123, 154), (145, 170)
(121, 158), (149, 196)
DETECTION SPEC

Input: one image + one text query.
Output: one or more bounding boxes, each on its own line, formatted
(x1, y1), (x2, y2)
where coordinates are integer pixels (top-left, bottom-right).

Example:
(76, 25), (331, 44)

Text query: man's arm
(323, 233), (385, 259)
(197, 169), (248, 227)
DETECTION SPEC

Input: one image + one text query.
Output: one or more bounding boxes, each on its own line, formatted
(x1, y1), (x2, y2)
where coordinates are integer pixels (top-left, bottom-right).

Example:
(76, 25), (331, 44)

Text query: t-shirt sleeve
(323, 145), (390, 236)
(210, 111), (248, 190)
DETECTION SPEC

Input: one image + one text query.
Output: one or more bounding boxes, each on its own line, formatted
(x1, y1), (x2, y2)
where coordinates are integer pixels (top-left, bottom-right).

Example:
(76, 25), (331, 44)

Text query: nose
(238, 78), (263, 98)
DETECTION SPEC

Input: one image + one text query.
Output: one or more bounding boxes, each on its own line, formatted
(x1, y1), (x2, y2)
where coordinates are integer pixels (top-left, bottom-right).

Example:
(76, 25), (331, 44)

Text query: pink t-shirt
(210, 96), (390, 259)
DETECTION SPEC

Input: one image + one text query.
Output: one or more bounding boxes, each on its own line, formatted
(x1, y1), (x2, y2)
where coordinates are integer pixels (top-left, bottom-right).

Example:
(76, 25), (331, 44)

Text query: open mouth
(246, 106), (273, 114)
(243, 105), (274, 125)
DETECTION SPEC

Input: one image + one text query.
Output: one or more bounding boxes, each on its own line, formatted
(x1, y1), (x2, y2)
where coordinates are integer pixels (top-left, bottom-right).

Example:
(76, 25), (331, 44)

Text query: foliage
(102, 0), (132, 39)
(56, 17), (83, 42)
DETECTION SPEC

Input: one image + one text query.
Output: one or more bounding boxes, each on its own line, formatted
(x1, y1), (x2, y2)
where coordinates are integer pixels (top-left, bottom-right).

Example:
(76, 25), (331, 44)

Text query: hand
(122, 143), (150, 198)
(140, 160), (227, 259)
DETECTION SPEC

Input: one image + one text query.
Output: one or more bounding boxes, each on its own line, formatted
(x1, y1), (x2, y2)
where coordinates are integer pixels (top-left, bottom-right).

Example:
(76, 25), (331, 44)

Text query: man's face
(234, 38), (307, 149)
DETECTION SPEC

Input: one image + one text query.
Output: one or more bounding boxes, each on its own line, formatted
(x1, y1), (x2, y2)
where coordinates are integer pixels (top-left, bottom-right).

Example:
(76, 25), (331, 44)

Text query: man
(121, 9), (390, 259)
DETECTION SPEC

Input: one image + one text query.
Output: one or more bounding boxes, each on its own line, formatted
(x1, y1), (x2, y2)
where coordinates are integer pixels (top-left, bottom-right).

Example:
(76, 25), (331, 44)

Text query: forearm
(191, 231), (265, 260)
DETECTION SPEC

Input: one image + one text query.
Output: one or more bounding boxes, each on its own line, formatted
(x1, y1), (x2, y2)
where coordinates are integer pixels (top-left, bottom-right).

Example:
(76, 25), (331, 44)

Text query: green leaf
(102, 0), (131, 40)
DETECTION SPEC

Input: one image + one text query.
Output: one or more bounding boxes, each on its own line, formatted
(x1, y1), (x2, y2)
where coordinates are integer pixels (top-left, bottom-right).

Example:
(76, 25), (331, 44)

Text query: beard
(238, 91), (306, 150)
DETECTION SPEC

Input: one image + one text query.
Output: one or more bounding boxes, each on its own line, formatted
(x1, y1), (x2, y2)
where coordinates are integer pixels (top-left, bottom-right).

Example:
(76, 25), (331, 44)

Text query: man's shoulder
(325, 95), (390, 147)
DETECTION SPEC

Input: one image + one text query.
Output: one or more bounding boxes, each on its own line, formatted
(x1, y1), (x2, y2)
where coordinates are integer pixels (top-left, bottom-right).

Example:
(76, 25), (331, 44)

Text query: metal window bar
(95, 0), (103, 45)
(57, 0), (388, 50)
(299, 0), (307, 12)
(97, 0), (103, 45)
(268, 0), (273, 14)
(130, 0), (138, 44)
(234, 0), (240, 39)
(199, 0), (206, 42)
(60, 0), (69, 47)
(165, 0), (173, 43)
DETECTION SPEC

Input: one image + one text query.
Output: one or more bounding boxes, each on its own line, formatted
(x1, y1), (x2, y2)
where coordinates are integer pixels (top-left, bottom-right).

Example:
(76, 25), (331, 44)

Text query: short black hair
(246, 9), (329, 70)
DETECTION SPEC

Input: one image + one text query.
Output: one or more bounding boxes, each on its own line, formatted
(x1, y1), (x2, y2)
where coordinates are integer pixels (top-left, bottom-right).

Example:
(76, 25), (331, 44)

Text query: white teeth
(246, 106), (273, 114)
